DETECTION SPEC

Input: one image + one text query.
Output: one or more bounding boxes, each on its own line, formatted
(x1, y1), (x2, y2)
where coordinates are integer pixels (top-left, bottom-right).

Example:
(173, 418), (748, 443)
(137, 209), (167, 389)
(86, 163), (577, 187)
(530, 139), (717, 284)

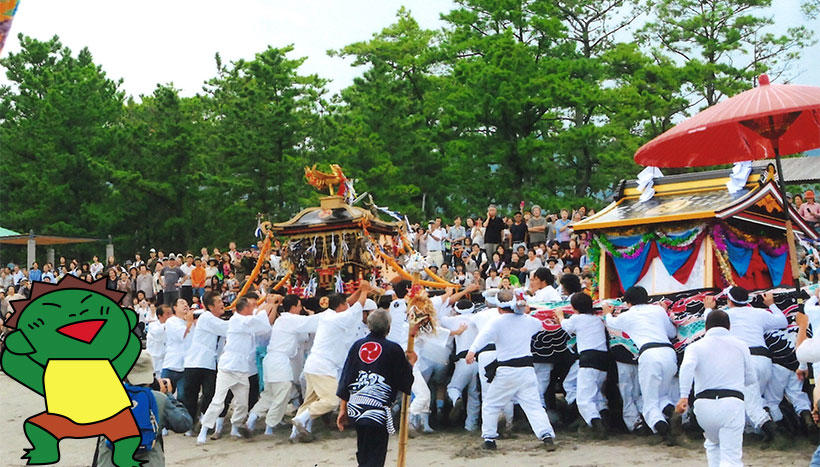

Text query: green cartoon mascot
(1, 275), (143, 466)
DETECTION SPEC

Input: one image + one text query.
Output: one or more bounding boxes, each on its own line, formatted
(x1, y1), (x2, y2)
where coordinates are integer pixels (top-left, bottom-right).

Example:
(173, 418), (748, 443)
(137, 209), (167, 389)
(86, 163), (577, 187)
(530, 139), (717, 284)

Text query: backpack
(107, 383), (160, 451)
(93, 386), (164, 467)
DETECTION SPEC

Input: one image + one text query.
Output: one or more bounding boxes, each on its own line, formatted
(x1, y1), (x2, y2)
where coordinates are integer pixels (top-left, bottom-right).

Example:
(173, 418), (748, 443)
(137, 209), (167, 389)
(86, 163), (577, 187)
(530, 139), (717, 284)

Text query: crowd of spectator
(411, 204), (597, 295)
(2, 191), (819, 329)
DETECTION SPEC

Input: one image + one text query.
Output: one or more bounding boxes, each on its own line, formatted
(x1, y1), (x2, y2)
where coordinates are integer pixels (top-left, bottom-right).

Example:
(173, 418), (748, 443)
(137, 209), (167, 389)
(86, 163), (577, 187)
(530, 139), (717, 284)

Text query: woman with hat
(205, 258), (219, 282)
(798, 190), (820, 231)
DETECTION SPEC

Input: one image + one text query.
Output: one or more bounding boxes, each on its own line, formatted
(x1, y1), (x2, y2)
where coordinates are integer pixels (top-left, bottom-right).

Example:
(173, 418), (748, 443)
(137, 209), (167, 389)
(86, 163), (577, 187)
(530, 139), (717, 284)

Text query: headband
(456, 303), (475, 315)
(721, 286), (751, 305)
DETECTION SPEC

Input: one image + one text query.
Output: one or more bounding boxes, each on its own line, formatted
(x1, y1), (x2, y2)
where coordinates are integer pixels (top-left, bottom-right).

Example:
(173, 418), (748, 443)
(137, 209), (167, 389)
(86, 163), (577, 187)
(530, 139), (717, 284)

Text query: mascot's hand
(124, 307), (139, 330)
(4, 331), (34, 355)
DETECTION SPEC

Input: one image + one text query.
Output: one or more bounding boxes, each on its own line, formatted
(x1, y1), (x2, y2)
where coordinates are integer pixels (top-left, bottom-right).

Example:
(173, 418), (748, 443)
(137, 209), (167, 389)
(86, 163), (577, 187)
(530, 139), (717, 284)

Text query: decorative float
(272, 165), (400, 293)
(527, 162), (819, 401)
(239, 164), (458, 299)
(572, 165), (818, 299)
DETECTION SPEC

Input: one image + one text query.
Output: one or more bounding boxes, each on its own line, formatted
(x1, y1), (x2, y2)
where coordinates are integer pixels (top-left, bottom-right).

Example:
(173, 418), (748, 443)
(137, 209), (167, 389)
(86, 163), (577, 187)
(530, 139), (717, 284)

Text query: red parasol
(635, 74), (820, 297)
(635, 74), (820, 167)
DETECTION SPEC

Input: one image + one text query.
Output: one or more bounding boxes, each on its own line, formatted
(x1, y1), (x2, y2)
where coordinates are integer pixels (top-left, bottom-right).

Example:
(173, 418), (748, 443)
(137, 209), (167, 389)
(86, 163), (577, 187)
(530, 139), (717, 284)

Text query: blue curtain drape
(656, 229), (699, 277)
(608, 234), (652, 291)
(725, 239), (753, 277)
(759, 248), (787, 286)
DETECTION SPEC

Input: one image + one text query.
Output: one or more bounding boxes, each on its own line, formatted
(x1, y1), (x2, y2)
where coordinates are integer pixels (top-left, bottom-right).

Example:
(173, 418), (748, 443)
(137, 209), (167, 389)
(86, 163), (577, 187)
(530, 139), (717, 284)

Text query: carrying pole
(772, 146), (803, 303)
(396, 272), (421, 467)
(396, 334), (414, 467)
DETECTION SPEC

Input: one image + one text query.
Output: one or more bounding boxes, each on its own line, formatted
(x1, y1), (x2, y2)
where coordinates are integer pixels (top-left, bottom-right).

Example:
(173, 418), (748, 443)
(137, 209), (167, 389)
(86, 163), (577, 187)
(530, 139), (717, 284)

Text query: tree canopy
(0, 2), (815, 260)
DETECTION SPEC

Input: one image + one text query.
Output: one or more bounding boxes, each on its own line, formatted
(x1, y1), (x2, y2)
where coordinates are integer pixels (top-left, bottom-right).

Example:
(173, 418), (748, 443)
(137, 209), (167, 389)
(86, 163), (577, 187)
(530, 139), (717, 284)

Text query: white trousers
(410, 364), (431, 415)
(637, 347), (677, 431)
(481, 366), (555, 440)
(151, 355), (164, 379)
(766, 364), (811, 422)
(694, 397), (745, 467)
(447, 359), (481, 429)
(617, 361), (642, 430)
(744, 355), (772, 429)
(577, 367), (608, 426)
(533, 362), (553, 408)
(426, 251), (444, 267)
(669, 375), (681, 405)
(250, 381), (292, 427)
(478, 351), (514, 423)
(564, 361), (579, 405)
(201, 370), (250, 429)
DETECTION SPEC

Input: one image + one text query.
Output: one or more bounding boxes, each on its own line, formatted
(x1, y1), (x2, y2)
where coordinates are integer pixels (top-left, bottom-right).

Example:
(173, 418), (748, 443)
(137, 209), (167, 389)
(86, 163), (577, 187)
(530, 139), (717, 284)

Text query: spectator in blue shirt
(28, 262), (42, 282)
(554, 209), (572, 247)
(40, 263), (56, 283)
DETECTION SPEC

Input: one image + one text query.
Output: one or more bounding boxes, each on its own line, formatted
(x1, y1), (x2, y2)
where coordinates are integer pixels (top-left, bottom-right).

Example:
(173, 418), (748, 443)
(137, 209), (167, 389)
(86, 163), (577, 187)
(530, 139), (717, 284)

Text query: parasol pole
(396, 272), (420, 467)
(770, 135), (803, 304)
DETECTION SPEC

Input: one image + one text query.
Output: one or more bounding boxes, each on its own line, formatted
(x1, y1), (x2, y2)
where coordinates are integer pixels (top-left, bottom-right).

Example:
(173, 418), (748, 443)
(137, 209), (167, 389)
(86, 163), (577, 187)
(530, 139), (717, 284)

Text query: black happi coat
(337, 334), (414, 428)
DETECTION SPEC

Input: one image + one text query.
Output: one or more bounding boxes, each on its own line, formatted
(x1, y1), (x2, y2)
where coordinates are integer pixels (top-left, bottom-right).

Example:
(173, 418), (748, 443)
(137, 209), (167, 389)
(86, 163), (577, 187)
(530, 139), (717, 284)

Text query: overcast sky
(1, 0), (817, 99)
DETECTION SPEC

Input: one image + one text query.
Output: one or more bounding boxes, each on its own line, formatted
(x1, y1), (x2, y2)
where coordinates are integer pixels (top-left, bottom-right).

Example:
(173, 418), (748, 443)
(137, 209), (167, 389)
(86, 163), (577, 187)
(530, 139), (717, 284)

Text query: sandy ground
(0, 355), (815, 466)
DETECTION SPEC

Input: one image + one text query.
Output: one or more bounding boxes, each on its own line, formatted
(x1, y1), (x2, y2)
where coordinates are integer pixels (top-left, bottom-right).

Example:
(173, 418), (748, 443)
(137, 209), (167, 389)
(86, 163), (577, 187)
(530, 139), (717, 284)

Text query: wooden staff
(396, 331), (415, 467)
(228, 233), (272, 310)
(397, 273), (424, 467)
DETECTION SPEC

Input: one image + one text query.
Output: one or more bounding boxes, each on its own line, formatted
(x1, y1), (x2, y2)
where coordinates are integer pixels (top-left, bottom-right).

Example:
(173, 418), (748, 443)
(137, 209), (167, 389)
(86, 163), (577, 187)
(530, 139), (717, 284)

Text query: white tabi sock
(294, 410), (311, 428)
(246, 413), (259, 430)
(265, 424), (275, 435)
(420, 413), (434, 432)
(306, 415), (313, 432)
(214, 417), (224, 433)
(196, 426), (209, 445)
(447, 389), (461, 405)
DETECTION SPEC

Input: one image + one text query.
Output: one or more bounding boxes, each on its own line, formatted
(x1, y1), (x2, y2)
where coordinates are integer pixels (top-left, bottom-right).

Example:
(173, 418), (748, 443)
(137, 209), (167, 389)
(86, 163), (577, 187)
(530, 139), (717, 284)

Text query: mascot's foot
(111, 436), (144, 467)
(22, 422), (60, 465)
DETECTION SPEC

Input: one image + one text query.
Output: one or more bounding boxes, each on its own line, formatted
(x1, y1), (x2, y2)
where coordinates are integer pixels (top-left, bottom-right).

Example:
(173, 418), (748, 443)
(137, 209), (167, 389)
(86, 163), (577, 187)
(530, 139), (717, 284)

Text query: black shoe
(761, 420), (777, 443)
(599, 409), (612, 428)
(634, 420), (652, 437)
(542, 436), (557, 451)
(662, 404), (674, 419)
(655, 420), (675, 446)
(450, 399), (465, 423)
(590, 418), (608, 440)
(483, 439), (497, 450)
(654, 420), (669, 436)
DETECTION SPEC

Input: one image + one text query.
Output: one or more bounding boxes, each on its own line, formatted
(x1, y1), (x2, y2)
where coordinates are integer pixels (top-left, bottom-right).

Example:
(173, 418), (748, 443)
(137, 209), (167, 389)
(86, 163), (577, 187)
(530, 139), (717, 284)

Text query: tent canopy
(751, 156), (820, 183)
(0, 231), (101, 245)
